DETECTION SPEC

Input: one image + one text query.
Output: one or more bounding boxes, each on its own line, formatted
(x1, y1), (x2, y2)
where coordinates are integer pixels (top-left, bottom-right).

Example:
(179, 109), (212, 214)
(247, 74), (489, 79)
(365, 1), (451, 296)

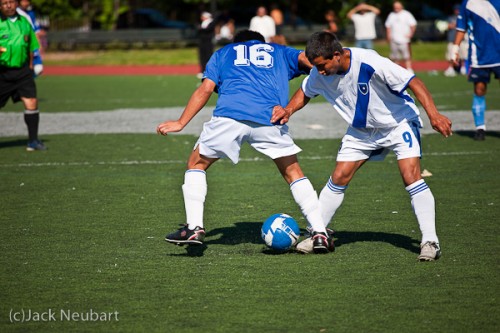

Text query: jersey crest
(358, 83), (369, 95)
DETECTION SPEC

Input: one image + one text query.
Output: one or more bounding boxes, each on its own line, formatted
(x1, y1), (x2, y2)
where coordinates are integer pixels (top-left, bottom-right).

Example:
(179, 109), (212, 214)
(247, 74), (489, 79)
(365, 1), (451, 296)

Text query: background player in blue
(17, 0), (42, 76)
(272, 32), (453, 261)
(157, 30), (332, 253)
(452, 0), (500, 140)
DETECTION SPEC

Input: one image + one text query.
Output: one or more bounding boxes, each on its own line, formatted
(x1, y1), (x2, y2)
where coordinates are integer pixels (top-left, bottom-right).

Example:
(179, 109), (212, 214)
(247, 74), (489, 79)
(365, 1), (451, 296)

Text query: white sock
(406, 179), (439, 244)
(182, 169), (207, 229)
(319, 177), (347, 228)
(290, 177), (326, 233)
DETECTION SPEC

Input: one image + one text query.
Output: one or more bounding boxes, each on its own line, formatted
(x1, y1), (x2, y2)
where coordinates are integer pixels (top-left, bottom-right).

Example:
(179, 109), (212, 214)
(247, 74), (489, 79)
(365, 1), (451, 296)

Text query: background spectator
(249, 6), (275, 43)
(197, 11), (216, 78)
(347, 2), (380, 49)
(270, 3), (286, 44)
(324, 9), (339, 34)
(385, 1), (417, 73)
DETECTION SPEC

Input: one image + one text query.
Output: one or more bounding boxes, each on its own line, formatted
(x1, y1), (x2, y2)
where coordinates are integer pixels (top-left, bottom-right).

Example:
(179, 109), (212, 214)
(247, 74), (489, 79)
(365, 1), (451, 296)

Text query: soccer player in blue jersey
(157, 30), (332, 253)
(452, 0), (500, 141)
(272, 32), (453, 261)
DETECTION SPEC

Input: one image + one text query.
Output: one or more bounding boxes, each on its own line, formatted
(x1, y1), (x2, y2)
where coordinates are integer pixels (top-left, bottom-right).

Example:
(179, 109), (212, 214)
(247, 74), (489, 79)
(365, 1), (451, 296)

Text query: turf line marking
(0, 151), (489, 168)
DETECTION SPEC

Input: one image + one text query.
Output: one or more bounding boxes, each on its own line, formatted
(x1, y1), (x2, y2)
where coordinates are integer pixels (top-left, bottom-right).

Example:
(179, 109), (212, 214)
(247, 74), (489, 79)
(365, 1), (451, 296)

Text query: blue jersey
(203, 40), (305, 125)
(456, 0), (500, 67)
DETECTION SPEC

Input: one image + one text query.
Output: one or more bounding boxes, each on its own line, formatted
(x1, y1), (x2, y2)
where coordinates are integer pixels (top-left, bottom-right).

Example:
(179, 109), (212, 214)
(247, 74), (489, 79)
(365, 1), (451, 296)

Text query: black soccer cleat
(312, 231), (330, 254)
(165, 224), (205, 246)
(474, 129), (485, 141)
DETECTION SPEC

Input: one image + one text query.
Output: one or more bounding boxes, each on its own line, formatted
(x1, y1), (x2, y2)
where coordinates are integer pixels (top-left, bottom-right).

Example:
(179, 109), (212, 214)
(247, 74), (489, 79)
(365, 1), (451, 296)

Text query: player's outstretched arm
(271, 87), (310, 125)
(298, 52), (313, 73)
(408, 77), (453, 137)
(157, 79), (216, 136)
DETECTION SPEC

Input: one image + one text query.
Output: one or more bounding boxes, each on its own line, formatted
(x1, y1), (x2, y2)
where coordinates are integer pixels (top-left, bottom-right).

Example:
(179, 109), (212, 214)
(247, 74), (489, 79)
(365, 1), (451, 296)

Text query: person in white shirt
(385, 1), (417, 73)
(271, 32), (453, 261)
(347, 2), (380, 49)
(249, 6), (276, 43)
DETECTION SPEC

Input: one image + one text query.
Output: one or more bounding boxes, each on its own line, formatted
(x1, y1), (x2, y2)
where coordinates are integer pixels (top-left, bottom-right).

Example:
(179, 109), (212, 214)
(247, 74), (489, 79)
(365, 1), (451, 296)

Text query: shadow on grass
(166, 222), (420, 257)
(334, 231), (420, 254)
(0, 138), (28, 149)
(454, 130), (500, 139)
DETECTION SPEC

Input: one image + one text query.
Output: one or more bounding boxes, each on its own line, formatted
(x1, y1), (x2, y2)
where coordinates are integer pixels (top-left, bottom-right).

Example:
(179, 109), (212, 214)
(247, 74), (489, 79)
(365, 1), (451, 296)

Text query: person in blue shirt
(452, 0), (500, 140)
(157, 30), (332, 253)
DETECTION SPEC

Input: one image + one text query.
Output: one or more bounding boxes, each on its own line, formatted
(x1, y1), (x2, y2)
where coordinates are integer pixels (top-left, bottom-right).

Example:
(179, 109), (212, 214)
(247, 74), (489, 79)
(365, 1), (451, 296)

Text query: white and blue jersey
(203, 40), (305, 125)
(302, 48), (420, 129)
(456, 0), (500, 67)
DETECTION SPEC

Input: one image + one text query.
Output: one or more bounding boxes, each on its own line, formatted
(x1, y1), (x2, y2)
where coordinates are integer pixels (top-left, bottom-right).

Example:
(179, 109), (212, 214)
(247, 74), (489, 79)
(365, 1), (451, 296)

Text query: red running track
(43, 61), (449, 76)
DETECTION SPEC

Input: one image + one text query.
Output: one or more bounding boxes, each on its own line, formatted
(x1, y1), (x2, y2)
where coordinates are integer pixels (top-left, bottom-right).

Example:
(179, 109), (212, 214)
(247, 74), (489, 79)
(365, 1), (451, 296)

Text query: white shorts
(390, 41), (411, 61)
(195, 116), (302, 164)
(337, 120), (422, 162)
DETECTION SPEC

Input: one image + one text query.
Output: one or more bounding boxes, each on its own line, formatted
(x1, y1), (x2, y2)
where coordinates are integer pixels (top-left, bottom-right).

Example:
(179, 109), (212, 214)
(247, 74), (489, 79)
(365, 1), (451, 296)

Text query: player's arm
(157, 78), (216, 136)
(451, 30), (466, 65)
(408, 77), (452, 137)
(271, 87), (311, 125)
(298, 52), (313, 73)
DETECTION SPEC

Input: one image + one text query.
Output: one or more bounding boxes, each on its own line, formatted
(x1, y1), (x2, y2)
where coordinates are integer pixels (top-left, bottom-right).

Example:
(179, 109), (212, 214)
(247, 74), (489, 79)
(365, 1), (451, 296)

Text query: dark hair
(305, 32), (344, 62)
(234, 29), (265, 43)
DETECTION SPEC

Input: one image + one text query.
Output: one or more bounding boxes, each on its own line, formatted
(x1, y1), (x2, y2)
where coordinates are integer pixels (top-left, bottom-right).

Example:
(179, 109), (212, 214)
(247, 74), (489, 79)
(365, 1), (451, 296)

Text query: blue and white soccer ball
(261, 213), (300, 251)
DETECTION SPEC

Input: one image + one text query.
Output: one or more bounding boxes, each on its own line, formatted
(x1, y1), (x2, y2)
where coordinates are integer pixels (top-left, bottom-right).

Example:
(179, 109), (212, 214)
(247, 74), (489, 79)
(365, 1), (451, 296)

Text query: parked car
(117, 8), (194, 29)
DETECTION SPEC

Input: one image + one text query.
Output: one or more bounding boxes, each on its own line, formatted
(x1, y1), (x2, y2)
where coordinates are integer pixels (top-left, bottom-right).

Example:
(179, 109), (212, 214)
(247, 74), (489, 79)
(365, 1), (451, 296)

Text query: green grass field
(1, 133), (499, 332)
(2, 72), (498, 113)
(1, 71), (499, 332)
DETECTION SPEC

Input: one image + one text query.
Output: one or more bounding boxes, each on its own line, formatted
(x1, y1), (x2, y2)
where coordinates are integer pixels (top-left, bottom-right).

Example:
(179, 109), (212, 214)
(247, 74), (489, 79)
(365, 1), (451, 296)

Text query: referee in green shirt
(1, 0), (45, 151)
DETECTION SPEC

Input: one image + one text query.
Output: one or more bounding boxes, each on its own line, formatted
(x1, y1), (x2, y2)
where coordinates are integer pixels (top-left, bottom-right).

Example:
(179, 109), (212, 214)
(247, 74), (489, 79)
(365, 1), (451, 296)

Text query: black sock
(24, 112), (39, 142)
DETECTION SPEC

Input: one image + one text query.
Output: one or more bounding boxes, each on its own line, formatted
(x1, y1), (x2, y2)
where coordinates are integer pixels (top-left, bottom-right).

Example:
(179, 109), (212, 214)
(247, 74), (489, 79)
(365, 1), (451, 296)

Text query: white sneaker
(460, 66), (467, 75)
(418, 241), (441, 261)
(295, 237), (314, 254)
(444, 67), (456, 77)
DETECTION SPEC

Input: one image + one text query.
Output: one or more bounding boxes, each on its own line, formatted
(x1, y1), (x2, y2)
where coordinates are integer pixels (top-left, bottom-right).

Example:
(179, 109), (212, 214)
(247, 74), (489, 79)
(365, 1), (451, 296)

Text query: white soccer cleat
(418, 241), (441, 261)
(444, 67), (457, 77)
(295, 237), (314, 254)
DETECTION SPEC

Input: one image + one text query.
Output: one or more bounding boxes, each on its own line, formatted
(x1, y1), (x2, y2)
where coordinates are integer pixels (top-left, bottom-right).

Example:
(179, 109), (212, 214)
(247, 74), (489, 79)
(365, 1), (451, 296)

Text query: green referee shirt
(0, 14), (39, 68)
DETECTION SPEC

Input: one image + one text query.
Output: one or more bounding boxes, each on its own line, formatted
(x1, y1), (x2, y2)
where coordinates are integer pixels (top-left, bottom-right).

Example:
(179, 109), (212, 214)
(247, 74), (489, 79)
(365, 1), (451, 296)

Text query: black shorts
(0, 65), (37, 109)
(468, 65), (500, 83)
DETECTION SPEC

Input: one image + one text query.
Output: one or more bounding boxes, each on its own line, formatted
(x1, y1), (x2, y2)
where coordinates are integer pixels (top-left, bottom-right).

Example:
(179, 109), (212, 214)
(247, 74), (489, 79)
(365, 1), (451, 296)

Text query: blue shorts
(468, 66), (500, 83)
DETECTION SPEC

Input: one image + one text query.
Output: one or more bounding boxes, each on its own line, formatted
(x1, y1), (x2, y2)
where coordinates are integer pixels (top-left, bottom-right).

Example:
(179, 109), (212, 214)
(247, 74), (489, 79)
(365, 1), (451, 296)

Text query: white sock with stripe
(406, 179), (439, 244)
(182, 169), (207, 229)
(319, 177), (347, 228)
(290, 177), (326, 234)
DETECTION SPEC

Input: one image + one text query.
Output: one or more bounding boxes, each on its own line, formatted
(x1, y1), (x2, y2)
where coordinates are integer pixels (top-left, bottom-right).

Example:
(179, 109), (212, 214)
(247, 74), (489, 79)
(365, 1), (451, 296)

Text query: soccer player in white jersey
(157, 30), (332, 253)
(271, 32), (453, 261)
(452, 0), (500, 141)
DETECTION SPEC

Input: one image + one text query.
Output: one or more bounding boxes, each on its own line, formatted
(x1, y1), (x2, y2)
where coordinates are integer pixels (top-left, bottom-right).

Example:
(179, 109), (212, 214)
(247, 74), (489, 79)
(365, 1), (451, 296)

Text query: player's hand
(0, 47), (6, 54)
(451, 44), (460, 66)
(271, 105), (291, 125)
(430, 114), (453, 138)
(156, 120), (183, 136)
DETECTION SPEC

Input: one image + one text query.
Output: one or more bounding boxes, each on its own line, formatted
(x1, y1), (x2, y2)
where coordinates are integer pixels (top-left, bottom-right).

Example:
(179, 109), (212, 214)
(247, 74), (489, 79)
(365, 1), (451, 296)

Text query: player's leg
(252, 124), (329, 253)
(17, 66), (45, 151)
(273, 155), (326, 235)
(320, 160), (365, 228)
(165, 146), (217, 245)
(468, 67), (493, 140)
(398, 157), (441, 260)
(472, 81), (487, 140)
